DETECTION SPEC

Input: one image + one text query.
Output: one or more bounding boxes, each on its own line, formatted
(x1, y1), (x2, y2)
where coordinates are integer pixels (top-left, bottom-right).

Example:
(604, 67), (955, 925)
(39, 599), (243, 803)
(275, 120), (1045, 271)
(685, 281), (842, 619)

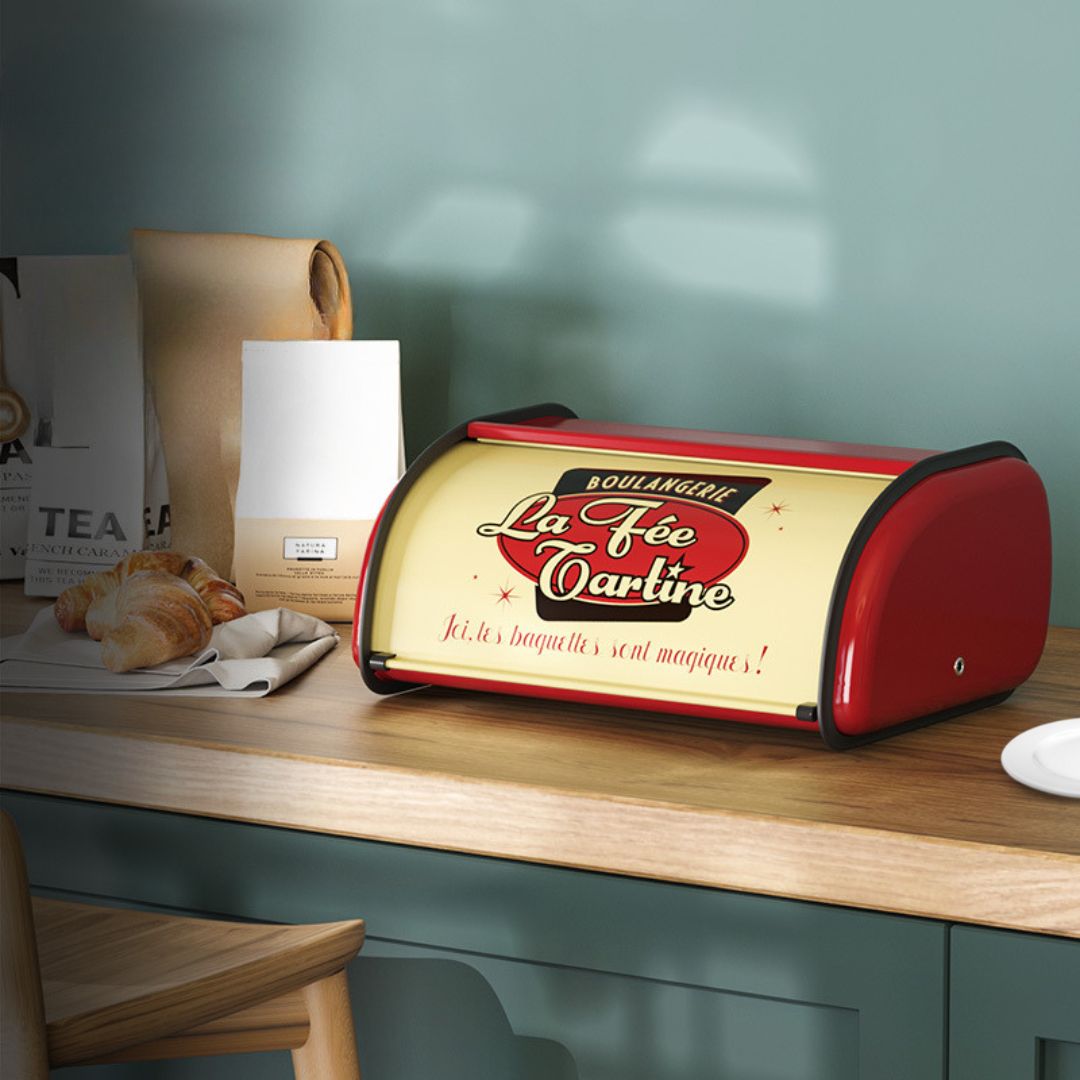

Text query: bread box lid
(354, 405), (1051, 748)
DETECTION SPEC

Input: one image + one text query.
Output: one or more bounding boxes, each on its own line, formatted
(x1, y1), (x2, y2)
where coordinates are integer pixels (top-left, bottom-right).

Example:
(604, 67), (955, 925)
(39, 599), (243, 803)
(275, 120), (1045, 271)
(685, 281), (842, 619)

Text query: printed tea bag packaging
(4, 256), (170, 593)
(234, 340), (402, 621)
(0, 260), (35, 578)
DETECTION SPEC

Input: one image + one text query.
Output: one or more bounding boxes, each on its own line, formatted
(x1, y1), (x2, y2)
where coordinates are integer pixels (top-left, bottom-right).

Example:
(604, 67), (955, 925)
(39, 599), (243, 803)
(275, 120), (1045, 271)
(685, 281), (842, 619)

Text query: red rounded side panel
(831, 457), (1051, 736)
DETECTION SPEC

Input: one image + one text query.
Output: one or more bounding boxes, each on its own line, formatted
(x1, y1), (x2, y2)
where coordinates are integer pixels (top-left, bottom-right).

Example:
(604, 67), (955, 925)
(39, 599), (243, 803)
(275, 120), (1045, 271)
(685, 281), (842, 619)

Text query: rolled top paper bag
(132, 229), (353, 579)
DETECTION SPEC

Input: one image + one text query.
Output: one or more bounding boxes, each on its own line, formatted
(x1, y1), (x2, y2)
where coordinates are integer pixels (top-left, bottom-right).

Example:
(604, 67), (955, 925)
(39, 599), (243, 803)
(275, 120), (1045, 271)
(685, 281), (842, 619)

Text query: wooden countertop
(2, 585), (1079, 938)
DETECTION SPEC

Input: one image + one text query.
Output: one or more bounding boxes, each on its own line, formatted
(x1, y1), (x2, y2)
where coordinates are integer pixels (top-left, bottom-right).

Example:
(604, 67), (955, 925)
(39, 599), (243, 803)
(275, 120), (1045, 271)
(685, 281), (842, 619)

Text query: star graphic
(666, 559), (689, 580)
(764, 501), (790, 517)
(493, 582), (518, 606)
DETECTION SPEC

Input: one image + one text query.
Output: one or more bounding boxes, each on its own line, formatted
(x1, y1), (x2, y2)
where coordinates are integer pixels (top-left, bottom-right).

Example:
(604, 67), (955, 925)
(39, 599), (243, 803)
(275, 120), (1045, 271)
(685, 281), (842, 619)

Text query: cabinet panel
(1043, 1041), (1080, 1080)
(353, 940), (859, 1080)
(950, 926), (1080, 1080)
(4, 792), (945, 1079)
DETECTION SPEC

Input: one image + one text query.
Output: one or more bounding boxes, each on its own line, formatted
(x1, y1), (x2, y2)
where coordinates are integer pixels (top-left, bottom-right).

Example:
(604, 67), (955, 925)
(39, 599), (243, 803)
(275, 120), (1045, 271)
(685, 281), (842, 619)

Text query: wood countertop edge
(4, 711), (1076, 853)
(3, 719), (1078, 940)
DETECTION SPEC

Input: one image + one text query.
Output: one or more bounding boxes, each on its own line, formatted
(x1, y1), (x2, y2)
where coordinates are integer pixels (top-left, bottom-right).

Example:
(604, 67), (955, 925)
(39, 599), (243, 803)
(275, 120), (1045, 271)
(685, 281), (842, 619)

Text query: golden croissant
(54, 551), (245, 633)
(88, 570), (214, 673)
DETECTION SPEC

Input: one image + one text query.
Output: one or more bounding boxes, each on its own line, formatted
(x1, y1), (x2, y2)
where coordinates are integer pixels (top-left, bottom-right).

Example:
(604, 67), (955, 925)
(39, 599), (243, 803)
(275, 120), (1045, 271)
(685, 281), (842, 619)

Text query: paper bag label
(235, 517), (370, 622)
(24, 447), (148, 596)
(283, 536), (339, 560)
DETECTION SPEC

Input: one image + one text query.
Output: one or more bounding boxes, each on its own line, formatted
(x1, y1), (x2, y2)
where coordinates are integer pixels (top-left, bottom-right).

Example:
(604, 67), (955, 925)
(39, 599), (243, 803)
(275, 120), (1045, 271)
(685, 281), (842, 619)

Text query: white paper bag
(3, 256), (171, 594)
(234, 340), (402, 621)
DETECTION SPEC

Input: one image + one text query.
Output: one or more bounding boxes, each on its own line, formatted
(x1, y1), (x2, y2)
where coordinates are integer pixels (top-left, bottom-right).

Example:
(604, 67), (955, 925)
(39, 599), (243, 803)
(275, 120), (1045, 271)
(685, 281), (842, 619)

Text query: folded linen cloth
(0, 606), (338, 697)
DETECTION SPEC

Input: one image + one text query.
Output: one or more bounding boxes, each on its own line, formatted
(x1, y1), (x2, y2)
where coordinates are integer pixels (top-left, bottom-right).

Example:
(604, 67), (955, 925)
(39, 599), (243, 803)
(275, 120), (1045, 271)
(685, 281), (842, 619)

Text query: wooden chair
(1, 811), (365, 1078)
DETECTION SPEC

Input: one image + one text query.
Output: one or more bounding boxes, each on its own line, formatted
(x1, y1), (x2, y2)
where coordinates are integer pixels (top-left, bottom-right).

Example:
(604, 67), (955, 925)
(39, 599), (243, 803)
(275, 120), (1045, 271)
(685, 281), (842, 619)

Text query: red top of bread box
(468, 416), (937, 477)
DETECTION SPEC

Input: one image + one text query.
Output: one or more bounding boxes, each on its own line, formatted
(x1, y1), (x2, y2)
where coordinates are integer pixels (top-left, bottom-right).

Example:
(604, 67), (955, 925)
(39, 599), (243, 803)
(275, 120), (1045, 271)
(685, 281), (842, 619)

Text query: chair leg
(290, 970), (361, 1080)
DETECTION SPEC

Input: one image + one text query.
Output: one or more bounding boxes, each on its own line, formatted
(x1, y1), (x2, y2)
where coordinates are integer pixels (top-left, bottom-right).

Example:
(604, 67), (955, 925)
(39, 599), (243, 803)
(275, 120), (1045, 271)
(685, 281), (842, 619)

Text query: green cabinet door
(4, 792), (947, 1079)
(950, 926), (1080, 1080)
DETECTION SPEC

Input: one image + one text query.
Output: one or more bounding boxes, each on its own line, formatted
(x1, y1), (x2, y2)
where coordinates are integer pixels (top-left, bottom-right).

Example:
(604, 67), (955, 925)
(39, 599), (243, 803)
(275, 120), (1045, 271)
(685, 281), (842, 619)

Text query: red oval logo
(489, 493), (748, 606)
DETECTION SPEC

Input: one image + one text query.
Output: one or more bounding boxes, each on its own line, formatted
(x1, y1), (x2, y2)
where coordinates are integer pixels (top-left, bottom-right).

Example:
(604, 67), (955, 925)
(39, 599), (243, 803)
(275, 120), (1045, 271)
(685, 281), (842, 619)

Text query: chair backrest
(1, 810), (50, 1079)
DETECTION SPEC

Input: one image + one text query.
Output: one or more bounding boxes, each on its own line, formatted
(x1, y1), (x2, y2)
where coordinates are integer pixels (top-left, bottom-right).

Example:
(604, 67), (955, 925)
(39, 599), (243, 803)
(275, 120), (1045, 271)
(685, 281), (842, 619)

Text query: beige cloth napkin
(0, 607), (338, 697)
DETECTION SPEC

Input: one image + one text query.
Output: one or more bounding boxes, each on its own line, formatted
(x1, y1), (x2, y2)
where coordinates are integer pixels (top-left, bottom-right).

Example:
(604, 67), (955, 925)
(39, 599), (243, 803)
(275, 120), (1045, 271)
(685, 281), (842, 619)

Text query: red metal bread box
(353, 404), (1051, 748)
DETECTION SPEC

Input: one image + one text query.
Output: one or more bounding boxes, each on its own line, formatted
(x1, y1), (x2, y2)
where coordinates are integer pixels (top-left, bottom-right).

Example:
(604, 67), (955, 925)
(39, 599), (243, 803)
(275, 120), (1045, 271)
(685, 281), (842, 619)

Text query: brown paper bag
(133, 229), (352, 579)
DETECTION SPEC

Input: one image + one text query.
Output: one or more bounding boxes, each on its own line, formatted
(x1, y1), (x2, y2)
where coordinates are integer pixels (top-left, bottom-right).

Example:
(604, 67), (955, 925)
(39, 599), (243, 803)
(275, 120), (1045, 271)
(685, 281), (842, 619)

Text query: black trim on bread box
(358, 403), (578, 694)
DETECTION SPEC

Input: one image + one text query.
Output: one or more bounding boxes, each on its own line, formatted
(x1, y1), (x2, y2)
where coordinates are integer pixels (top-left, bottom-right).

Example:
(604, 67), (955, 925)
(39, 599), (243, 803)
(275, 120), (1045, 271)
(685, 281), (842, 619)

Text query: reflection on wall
(637, 102), (812, 191)
(620, 103), (829, 306)
(386, 187), (538, 282)
(616, 207), (829, 307)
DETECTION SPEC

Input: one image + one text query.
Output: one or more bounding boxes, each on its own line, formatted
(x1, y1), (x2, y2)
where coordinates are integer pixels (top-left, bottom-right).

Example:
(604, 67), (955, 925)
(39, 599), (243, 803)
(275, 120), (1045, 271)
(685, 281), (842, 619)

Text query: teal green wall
(3, 0), (1078, 624)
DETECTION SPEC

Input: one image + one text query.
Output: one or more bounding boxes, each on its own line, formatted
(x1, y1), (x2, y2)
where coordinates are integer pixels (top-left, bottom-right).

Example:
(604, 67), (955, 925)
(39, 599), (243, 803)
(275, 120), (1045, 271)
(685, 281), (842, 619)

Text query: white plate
(1001, 718), (1080, 798)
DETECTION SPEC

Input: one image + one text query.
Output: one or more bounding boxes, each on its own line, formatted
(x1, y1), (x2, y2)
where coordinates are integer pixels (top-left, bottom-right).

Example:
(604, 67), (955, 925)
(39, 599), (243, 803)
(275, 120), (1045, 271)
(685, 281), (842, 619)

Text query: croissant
(183, 556), (247, 624)
(88, 570), (213, 673)
(55, 551), (244, 632)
